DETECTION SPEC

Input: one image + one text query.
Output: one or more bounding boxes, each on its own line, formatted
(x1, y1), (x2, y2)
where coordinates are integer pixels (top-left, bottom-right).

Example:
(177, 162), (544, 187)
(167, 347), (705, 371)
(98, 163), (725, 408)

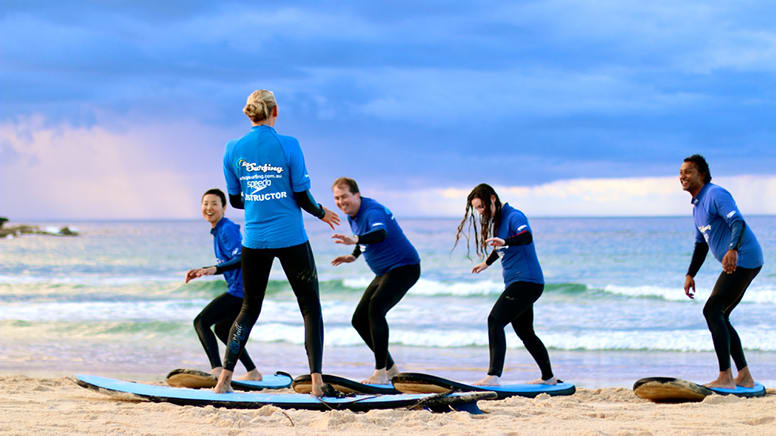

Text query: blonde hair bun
(243, 90), (276, 122)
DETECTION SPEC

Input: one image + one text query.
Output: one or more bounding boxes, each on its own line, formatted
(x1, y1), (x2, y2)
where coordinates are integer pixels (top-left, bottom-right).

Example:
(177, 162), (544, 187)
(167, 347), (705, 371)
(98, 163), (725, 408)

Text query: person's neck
(690, 182), (706, 199)
(252, 118), (276, 128)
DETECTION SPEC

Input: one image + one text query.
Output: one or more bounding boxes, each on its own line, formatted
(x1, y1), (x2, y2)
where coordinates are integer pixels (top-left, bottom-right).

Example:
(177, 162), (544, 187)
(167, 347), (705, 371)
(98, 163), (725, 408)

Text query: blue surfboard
(75, 374), (495, 413)
(392, 372), (576, 399)
(633, 377), (766, 402)
(165, 369), (292, 391)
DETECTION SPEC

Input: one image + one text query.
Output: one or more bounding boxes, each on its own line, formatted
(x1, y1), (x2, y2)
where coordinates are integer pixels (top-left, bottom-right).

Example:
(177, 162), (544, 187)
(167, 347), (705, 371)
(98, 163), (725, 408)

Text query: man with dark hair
(680, 155), (763, 389)
(184, 188), (261, 382)
(330, 177), (421, 384)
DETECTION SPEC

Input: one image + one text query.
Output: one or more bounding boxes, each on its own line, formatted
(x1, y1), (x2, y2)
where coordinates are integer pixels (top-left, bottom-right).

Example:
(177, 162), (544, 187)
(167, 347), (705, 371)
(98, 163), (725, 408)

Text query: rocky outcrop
(0, 222), (79, 238)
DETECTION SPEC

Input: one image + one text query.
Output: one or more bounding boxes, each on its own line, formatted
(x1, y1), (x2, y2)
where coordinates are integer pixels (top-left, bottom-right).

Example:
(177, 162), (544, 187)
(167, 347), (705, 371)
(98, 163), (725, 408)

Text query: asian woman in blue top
(184, 188), (260, 382)
(214, 90), (340, 396)
(454, 183), (557, 386)
(680, 154), (763, 389)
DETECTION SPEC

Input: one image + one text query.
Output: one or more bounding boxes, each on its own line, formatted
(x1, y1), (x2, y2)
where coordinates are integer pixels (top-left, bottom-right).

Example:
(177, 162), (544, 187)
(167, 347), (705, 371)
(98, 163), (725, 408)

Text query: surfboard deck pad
(165, 369), (292, 391)
(633, 377), (766, 402)
(392, 372), (576, 399)
(75, 374), (495, 413)
(292, 374), (399, 395)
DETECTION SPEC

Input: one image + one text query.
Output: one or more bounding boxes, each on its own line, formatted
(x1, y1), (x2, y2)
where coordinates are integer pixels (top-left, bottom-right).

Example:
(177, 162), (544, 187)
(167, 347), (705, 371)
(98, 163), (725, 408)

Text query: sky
(2, 1), (775, 220)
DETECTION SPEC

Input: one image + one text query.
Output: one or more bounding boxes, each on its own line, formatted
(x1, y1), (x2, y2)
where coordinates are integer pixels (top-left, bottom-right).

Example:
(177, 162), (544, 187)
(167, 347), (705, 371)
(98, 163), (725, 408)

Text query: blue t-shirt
(692, 183), (763, 269)
(494, 203), (544, 286)
(348, 197), (420, 276)
(211, 217), (244, 298)
(223, 126), (311, 249)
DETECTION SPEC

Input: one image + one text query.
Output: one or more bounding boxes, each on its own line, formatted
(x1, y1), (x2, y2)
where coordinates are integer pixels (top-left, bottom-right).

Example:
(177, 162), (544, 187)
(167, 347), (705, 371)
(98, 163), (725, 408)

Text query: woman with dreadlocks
(454, 183), (557, 386)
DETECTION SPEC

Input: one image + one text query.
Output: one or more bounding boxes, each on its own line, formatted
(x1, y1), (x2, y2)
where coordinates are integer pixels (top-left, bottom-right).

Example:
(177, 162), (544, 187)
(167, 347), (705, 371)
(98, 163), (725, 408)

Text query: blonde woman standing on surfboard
(454, 183), (557, 386)
(214, 89), (340, 397)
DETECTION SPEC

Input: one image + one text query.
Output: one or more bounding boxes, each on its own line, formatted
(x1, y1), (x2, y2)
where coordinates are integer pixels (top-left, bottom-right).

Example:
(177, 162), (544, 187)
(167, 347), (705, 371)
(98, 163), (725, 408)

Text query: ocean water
(1, 216), (774, 387)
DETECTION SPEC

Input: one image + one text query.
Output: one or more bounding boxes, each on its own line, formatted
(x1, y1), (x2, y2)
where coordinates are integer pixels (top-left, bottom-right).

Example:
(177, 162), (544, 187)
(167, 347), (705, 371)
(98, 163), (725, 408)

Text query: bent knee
(487, 314), (508, 329)
(703, 302), (724, 320)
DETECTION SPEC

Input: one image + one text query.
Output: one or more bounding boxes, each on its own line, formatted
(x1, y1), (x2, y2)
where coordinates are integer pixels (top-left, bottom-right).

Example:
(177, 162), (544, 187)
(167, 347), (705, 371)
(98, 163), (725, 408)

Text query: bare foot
(734, 367), (754, 388)
(473, 375), (500, 386)
(235, 369), (262, 381)
(362, 369), (390, 385)
(213, 369), (234, 394)
(527, 376), (557, 385)
(310, 373), (324, 398)
(386, 364), (400, 378)
(211, 367), (222, 378)
(704, 370), (736, 389)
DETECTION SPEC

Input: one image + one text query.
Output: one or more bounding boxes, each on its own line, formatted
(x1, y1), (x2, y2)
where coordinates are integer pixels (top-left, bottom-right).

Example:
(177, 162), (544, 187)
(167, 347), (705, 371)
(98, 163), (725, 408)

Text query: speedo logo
(238, 159), (284, 174)
(247, 179), (271, 194)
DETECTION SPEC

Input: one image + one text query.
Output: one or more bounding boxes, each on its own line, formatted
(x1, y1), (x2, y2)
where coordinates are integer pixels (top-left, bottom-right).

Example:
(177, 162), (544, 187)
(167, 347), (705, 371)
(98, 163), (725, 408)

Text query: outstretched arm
(332, 228), (387, 245)
(294, 190), (340, 229)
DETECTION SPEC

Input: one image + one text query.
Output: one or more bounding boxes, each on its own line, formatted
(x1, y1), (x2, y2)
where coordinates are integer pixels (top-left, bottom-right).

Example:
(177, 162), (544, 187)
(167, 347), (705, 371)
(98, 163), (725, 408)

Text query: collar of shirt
(691, 183), (712, 205)
(210, 217), (227, 236)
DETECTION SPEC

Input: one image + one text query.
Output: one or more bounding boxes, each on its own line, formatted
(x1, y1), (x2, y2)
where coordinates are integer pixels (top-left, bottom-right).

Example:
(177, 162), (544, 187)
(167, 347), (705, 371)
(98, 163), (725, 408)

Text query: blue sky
(2, 1), (775, 219)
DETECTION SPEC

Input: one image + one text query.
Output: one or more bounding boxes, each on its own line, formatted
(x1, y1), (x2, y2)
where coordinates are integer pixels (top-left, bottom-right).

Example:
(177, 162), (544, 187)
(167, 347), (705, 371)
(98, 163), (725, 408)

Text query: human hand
(331, 255), (356, 266)
(683, 275), (695, 299)
(185, 269), (200, 283)
(332, 233), (358, 245)
(472, 262), (489, 274)
(185, 267), (216, 283)
(722, 250), (737, 274)
(485, 237), (505, 247)
(320, 207), (341, 230)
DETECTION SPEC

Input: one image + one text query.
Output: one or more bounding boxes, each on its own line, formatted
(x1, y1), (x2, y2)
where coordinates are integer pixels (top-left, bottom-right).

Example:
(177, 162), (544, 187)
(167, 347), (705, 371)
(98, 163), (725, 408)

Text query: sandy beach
(0, 374), (774, 435)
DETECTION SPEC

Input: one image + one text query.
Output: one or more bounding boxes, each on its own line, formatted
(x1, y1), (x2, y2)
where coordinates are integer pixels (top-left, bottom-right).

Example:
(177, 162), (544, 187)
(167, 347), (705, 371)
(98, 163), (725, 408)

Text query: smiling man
(680, 154), (764, 389)
(330, 177), (421, 385)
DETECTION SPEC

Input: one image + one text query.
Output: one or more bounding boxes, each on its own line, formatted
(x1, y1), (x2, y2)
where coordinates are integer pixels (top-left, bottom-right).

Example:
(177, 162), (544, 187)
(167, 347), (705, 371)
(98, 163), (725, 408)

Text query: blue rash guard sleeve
(293, 190), (325, 219)
(286, 138), (312, 193)
(728, 221), (745, 251)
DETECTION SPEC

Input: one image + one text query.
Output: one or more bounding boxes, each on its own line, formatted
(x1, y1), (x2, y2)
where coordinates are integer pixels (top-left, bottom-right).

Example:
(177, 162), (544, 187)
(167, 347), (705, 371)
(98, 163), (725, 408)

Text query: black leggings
(194, 293), (256, 371)
(487, 281), (553, 379)
(703, 266), (761, 372)
(352, 263), (420, 370)
(223, 241), (324, 373)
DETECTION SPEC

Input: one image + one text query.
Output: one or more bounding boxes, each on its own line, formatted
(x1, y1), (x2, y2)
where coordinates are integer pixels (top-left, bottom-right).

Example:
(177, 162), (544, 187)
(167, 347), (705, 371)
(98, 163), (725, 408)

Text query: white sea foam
(245, 323), (776, 352)
(603, 284), (776, 304)
(343, 276), (503, 296)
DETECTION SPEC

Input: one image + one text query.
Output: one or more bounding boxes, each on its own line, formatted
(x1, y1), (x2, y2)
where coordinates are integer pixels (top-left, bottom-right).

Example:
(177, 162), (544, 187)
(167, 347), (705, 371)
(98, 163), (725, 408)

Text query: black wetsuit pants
(487, 281), (553, 380)
(223, 241), (324, 373)
(703, 266), (761, 372)
(352, 263), (420, 370)
(194, 293), (256, 371)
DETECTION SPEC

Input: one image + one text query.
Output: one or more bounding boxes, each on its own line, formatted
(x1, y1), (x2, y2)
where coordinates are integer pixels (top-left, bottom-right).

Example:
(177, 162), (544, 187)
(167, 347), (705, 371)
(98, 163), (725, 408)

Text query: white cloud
(2, 116), (774, 220)
(370, 175), (776, 218)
